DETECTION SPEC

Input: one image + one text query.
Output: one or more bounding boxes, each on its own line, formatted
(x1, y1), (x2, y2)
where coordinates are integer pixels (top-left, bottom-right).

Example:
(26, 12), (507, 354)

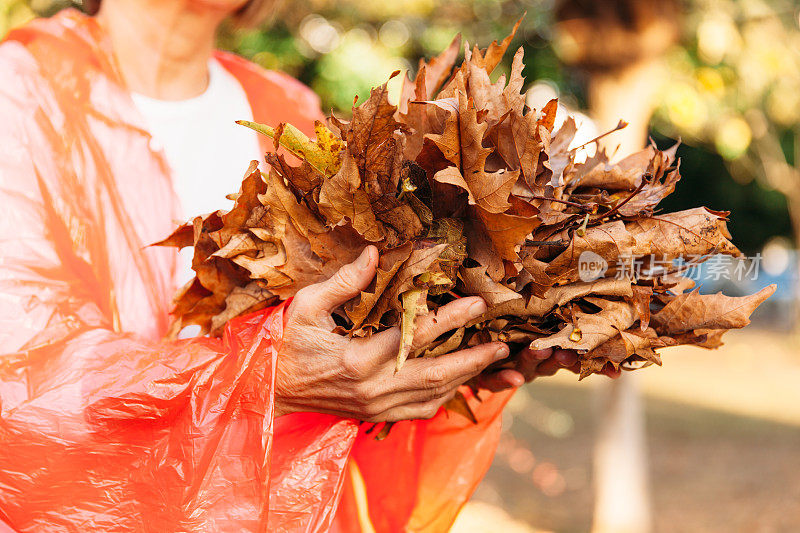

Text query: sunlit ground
(453, 329), (800, 533)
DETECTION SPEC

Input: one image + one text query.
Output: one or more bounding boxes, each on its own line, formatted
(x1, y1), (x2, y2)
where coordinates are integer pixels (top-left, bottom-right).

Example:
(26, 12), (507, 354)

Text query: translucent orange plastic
(0, 10), (512, 532)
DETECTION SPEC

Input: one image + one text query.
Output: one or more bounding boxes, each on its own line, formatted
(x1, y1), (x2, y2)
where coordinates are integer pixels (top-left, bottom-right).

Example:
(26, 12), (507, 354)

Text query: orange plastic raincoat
(0, 10), (512, 532)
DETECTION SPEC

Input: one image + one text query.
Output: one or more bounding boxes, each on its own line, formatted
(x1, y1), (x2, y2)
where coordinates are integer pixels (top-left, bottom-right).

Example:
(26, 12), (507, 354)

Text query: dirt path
(465, 330), (800, 532)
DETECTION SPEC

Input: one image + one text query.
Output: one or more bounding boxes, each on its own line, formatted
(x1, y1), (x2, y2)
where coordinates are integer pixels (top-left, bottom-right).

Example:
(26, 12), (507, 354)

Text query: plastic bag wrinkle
(0, 10), (512, 532)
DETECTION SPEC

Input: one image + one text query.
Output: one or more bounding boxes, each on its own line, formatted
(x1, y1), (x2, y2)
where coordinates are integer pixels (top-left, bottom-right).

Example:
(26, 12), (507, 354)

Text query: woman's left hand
(477, 347), (621, 392)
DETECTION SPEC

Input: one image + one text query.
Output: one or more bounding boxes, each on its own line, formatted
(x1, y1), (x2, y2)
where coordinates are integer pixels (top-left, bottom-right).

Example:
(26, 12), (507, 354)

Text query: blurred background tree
(653, 0), (800, 250)
(2, 2), (798, 531)
(4, 0), (793, 254)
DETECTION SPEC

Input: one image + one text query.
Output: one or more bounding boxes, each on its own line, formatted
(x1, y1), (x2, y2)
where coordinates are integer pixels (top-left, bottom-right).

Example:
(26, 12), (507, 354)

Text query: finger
(527, 348), (554, 361)
(515, 347), (553, 381)
(411, 297), (487, 348)
(378, 389), (458, 423)
(291, 246), (377, 318)
(363, 296), (488, 363)
(554, 349), (578, 367)
(531, 349), (578, 379)
(477, 369), (525, 392)
(399, 342), (509, 396)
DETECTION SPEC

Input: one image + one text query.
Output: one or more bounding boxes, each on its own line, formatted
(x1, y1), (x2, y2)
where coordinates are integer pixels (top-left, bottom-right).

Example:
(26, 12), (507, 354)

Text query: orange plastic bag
(0, 10), (512, 531)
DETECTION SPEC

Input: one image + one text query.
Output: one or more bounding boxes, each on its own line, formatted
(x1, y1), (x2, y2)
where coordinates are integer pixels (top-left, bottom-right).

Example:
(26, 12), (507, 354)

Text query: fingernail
(467, 298), (487, 316)
(509, 372), (525, 387)
(356, 247), (372, 269)
(494, 344), (509, 360)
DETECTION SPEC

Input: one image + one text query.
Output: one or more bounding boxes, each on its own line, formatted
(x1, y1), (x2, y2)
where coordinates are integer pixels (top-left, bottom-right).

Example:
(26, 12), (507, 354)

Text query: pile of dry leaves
(158, 23), (774, 388)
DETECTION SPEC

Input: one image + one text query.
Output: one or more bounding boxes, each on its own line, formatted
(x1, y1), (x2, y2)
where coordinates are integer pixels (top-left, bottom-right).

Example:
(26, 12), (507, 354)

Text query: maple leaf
(651, 285), (777, 334)
(472, 206), (540, 261)
(460, 264), (523, 306)
(318, 149), (385, 242)
(157, 20), (776, 421)
(530, 298), (639, 352)
(340, 73), (406, 196)
(347, 243), (413, 328)
(627, 207), (741, 258)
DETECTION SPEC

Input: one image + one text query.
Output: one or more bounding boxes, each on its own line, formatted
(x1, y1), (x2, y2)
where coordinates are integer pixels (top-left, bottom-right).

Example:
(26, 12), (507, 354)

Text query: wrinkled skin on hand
(275, 246), (510, 422)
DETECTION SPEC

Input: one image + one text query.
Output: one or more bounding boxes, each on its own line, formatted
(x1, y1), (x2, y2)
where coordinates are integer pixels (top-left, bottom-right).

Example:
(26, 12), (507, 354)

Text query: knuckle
(424, 366), (448, 389)
(363, 413), (381, 423)
(420, 403), (440, 419)
(426, 384), (448, 402)
(360, 400), (382, 418)
(342, 351), (369, 380)
(353, 381), (377, 404)
(293, 286), (313, 306)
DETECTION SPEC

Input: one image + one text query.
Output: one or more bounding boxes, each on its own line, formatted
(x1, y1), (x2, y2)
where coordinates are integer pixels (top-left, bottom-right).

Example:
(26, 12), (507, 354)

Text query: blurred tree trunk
(555, 2), (680, 532)
(587, 59), (665, 533)
(748, 132), (800, 328)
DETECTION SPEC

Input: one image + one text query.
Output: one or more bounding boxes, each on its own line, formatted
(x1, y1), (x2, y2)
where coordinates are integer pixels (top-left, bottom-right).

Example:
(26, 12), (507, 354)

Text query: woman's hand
(477, 347), (622, 392)
(274, 246), (510, 422)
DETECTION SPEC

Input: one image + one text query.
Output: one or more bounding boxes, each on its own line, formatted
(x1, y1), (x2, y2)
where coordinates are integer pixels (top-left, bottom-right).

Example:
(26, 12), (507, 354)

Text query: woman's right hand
(274, 246), (510, 422)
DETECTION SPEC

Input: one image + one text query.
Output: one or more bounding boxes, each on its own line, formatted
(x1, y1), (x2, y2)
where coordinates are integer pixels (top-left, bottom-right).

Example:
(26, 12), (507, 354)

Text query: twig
(528, 195), (593, 211)
(591, 173), (649, 221)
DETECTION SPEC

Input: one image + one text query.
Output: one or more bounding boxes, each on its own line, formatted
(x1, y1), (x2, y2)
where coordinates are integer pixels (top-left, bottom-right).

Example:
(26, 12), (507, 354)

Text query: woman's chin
(190, 0), (250, 14)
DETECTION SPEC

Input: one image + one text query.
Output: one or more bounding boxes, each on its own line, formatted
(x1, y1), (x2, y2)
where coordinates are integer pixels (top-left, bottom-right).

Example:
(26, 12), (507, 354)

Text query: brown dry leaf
(318, 149), (385, 242)
(588, 327), (663, 368)
(210, 282), (277, 335)
(460, 264), (523, 306)
(651, 284), (776, 335)
(211, 232), (260, 259)
(341, 74), (405, 195)
(399, 33), (462, 115)
(347, 243), (414, 328)
(468, 17), (522, 76)
(546, 220), (636, 282)
(443, 390), (478, 423)
(364, 243), (448, 326)
(578, 146), (656, 190)
(421, 327), (466, 358)
(259, 170), (326, 237)
(471, 277), (633, 325)
(629, 285), (652, 331)
(424, 97), (461, 167)
(152, 221), (195, 249)
(433, 81), (520, 214)
(159, 21), (776, 417)
(264, 152), (323, 194)
(397, 288), (429, 371)
(627, 207), (742, 258)
(530, 298), (639, 352)
(472, 206), (540, 261)
(221, 161), (267, 231)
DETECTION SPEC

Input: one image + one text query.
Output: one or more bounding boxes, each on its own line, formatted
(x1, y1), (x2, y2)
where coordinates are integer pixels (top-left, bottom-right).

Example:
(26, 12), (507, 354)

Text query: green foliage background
(2, 0), (795, 253)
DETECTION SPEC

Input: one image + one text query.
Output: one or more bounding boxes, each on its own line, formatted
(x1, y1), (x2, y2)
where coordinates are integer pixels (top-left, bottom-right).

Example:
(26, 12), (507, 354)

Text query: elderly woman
(0, 0), (584, 530)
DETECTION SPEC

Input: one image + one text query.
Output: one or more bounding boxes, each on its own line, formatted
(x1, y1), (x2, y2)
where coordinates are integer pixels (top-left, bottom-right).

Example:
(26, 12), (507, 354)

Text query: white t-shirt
(132, 57), (263, 288)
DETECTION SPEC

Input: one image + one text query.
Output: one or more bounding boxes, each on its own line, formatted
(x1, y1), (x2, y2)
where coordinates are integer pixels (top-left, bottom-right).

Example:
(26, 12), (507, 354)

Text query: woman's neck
(97, 0), (227, 100)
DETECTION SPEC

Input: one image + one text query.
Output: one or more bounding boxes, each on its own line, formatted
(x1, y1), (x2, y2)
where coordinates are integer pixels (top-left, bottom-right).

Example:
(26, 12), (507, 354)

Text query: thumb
(303, 246), (378, 315)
